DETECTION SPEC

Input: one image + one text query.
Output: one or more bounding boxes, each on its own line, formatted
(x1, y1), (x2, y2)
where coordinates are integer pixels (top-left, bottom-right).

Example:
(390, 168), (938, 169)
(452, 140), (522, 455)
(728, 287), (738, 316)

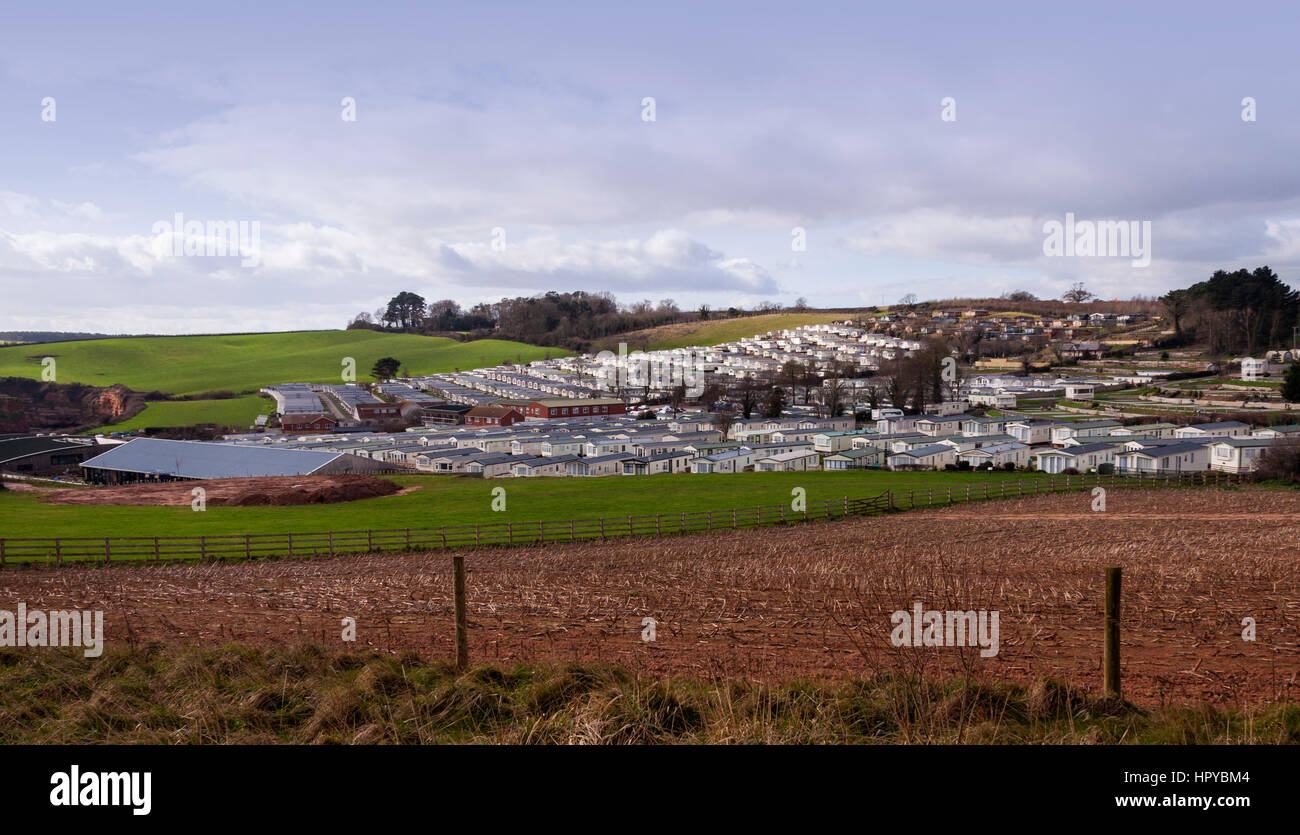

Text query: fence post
(1104, 566), (1122, 699)
(453, 554), (469, 671)
(245, 534), (251, 560)
(200, 536), (206, 562)
(104, 537), (111, 563)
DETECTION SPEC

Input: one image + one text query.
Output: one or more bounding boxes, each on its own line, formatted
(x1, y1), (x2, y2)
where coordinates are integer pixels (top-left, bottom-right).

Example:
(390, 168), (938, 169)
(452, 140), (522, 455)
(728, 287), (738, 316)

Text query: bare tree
(711, 408), (736, 439)
(762, 386), (787, 418)
(733, 374), (762, 419)
(1062, 282), (1094, 304)
(817, 376), (848, 418)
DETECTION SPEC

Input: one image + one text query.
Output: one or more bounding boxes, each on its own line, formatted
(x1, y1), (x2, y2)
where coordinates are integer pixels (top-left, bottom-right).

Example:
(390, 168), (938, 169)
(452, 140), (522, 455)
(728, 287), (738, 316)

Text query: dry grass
(2, 644), (1296, 744)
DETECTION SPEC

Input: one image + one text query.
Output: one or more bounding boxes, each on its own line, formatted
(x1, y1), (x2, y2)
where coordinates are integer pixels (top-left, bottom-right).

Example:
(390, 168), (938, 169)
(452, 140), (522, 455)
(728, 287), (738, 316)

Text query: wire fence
(0, 469), (1253, 567)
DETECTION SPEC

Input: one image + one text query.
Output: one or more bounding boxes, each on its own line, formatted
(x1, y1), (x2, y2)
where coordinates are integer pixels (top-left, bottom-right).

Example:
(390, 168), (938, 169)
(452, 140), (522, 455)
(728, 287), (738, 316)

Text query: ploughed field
(36, 474), (403, 507)
(2, 488), (1296, 706)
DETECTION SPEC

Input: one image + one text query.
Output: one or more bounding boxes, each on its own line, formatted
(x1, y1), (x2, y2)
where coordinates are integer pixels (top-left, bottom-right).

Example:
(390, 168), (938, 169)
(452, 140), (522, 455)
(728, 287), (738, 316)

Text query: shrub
(1097, 463), (1115, 475)
(1061, 467), (1081, 476)
(1256, 439), (1300, 484)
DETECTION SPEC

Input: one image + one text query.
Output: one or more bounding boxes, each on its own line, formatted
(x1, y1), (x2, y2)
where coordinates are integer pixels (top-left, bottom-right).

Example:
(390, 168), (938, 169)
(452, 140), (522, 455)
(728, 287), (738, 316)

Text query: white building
(755, 450), (821, 471)
(1207, 438), (1272, 473)
(887, 443), (956, 471)
(1114, 442), (1211, 473)
(1174, 421), (1251, 439)
(1034, 443), (1119, 474)
(958, 441), (1030, 469)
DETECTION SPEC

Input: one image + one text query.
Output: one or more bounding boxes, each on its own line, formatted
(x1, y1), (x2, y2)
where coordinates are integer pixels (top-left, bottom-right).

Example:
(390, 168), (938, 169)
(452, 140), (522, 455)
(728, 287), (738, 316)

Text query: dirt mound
(0, 377), (145, 433)
(40, 474), (402, 507)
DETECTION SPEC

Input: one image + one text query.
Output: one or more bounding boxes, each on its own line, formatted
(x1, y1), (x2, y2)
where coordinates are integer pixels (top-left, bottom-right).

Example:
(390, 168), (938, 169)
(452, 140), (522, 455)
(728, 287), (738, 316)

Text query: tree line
(1161, 266), (1299, 355)
(348, 291), (816, 350)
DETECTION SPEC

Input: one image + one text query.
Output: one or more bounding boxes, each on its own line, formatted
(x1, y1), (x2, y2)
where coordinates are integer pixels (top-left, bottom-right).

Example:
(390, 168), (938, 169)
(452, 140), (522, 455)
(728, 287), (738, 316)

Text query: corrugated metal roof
(80, 438), (344, 479)
(0, 435), (99, 464)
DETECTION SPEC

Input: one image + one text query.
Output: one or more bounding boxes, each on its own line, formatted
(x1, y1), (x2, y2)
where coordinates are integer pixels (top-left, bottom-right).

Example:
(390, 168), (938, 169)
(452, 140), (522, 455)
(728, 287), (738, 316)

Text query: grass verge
(2, 644), (1295, 744)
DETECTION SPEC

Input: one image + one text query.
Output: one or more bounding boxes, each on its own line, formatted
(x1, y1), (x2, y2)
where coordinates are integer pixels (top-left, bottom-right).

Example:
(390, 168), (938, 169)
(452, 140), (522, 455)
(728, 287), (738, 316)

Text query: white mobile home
(1115, 442), (1211, 474)
(1174, 421), (1251, 439)
(1207, 438), (1272, 473)
(822, 446), (886, 470)
(756, 450), (821, 472)
(958, 441), (1030, 469)
(887, 443), (956, 471)
(1034, 442), (1119, 474)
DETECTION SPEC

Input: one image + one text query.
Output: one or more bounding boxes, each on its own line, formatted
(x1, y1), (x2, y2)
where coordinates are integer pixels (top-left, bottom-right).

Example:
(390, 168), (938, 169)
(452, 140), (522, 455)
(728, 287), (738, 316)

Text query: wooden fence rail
(0, 469), (1248, 567)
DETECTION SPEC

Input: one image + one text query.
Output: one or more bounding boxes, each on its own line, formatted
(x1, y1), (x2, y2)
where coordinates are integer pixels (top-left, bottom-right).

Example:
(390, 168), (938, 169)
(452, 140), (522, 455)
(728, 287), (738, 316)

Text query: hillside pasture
(0, 330), (566, 395)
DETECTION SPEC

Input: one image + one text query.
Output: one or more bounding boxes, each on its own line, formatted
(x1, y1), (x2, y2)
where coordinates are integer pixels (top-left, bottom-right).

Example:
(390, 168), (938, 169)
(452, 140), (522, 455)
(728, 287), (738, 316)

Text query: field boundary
(0, 470), (1252, 567)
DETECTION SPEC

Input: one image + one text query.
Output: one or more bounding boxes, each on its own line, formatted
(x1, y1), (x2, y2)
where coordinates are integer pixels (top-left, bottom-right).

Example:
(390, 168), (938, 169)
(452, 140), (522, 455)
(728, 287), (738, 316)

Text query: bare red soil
(2, 489), (1296, 706)
(38, 474), (401, 506)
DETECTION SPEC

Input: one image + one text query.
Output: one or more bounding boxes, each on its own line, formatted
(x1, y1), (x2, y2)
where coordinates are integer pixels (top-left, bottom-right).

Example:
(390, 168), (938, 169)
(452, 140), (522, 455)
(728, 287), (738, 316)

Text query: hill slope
(600, 312), (851, 352)
(89, 394), (276, 433)
(0, 331), (566, 395)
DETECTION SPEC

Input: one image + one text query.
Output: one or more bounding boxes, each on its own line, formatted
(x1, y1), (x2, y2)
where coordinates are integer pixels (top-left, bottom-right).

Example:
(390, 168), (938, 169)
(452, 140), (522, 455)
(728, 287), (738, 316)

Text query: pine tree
(1282, 361), (1300, 403)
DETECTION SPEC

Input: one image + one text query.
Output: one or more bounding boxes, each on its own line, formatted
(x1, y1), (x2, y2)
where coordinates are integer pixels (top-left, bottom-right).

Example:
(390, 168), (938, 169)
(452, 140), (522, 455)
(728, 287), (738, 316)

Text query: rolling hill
(598, 312), (851, 352)
(0, 331), (568, 396)
(89, 394), (276, 433)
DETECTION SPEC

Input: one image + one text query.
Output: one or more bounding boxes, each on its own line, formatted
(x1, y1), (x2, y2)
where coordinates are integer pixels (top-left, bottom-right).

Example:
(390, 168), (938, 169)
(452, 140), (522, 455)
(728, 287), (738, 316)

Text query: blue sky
(3, 0), (1299, 333)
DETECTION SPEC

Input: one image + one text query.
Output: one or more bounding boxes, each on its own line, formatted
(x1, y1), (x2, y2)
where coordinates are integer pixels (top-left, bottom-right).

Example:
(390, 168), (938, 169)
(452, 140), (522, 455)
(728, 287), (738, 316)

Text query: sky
(2, 0), (1300, 334)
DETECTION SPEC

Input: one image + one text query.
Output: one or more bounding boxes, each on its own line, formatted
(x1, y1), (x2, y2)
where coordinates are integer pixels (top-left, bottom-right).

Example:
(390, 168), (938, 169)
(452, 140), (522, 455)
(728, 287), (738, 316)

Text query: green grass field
(0, 469), (1045, 542)
(90, 394), (275, 433)
(0, 331), (567, 396)
(607, 312), (850, 351)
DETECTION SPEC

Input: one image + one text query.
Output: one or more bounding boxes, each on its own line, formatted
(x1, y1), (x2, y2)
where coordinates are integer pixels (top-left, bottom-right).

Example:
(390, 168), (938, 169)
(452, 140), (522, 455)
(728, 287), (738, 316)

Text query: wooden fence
(0, 469), (1250, 567)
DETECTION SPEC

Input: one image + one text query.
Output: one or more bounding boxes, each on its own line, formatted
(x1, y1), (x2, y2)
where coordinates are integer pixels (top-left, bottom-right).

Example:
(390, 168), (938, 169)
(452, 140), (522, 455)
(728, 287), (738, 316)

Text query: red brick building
(355, 402), (405, 426)
(516, 398), (626, 419)
(279, 414), (338, 434)
(464, 405), (526, 427)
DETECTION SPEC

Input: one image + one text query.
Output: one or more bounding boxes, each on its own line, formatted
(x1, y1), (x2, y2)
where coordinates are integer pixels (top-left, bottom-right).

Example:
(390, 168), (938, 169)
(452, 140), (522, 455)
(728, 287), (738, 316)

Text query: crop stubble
(2, 489), (1296, 705)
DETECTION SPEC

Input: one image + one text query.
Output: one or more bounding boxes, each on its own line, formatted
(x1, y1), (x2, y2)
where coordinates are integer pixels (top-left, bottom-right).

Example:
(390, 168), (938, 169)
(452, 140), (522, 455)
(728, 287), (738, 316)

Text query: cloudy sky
(3, 0), (1299, 334)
